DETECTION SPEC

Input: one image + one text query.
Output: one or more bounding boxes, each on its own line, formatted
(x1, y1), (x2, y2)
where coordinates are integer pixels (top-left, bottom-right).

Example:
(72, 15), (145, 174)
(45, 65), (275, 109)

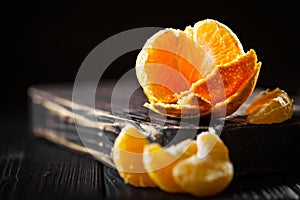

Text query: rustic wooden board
(103, 165), (300, 199)
(2, 110), (300, 199)
(0, 114), (104, 199)
(28, 79), (300, 176)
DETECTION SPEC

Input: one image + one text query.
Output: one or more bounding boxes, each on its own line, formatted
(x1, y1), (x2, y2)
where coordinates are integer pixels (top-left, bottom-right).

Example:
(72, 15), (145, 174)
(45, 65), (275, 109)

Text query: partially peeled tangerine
(135, 19), (261, 118)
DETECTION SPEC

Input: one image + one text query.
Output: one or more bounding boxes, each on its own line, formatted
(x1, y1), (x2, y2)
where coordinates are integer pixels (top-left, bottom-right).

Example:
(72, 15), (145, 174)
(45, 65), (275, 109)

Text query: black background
(1, 1), (297, 114)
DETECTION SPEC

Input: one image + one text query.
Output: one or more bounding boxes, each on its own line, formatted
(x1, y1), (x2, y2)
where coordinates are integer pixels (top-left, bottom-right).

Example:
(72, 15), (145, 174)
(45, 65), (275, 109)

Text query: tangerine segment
(246, 88), (293, 124)
(196, 129), (229, 160)
(191, 49), (258, 104)
(173, 130), (234, 197)
(112, 125), (157, 187)
(173, 156), (233, 197)
(192, 19), (244, 65)
(183, 25), (194, 38)
(145, 49), (203, 84)
(143, 139), (197, 193)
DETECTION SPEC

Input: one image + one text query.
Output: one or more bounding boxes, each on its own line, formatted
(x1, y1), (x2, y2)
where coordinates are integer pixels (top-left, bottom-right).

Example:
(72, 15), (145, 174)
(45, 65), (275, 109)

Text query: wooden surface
(1, 117), (300, 200)
(28, 79), (300, 175)
(0, 103), (299, 199)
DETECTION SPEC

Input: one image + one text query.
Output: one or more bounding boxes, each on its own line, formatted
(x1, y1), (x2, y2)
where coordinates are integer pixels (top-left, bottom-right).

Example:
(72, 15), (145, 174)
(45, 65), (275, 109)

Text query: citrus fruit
(112, 125), (157, 187)
(172, 129), (234, 197)
(246, 88), (293, 124)
(143, 139), (197, 193)
(136, 19), (261, 118)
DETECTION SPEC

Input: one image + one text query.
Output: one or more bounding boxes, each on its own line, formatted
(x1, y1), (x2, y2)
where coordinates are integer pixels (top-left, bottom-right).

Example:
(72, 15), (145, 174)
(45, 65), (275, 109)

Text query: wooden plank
(0, 136), (105, 199)
(28, 79), (300, 175)
(103, 165), (300, 199)
(103, 165), (200, 199)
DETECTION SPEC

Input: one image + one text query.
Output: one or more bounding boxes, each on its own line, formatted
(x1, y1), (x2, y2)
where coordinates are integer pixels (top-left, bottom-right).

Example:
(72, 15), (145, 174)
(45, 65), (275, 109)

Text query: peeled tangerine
(136, 19), (261, 118)
(246, 88), (293, 124)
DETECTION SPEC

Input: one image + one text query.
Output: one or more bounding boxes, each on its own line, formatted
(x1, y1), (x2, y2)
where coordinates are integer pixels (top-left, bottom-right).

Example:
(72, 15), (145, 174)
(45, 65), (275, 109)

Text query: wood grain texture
(0, 151), (24, 198)
(0, 136), (105, 199)
(28, 79), (300, 176)
(104, 165), (300, 199)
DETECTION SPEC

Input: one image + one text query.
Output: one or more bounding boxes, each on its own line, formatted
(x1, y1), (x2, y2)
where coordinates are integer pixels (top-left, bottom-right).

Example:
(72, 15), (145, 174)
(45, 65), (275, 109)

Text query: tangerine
(136, 19), (261, 118)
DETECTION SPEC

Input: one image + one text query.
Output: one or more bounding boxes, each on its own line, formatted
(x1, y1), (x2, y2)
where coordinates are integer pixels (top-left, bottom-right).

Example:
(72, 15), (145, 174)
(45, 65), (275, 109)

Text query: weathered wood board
(28, 79), (300, 175)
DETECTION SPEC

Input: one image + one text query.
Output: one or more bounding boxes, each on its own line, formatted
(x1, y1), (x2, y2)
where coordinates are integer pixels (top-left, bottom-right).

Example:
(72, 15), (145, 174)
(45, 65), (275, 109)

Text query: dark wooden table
(1, 111), (300, 199)
(1, 82), (300, 199)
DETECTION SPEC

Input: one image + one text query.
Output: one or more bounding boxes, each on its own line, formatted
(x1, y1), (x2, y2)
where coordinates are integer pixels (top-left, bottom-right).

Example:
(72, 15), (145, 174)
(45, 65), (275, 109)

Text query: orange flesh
(143, 49), (203, 103)
(193, 20), (244, 65)
(172, 131), (234, 197)
(246, 88), (293, 124)
(143, 140), (197, 193)
(146, 49), (203, 84)
(246, 88), (282, 114)
(112, 126), (157, 187)
(113, 126), (234, 197)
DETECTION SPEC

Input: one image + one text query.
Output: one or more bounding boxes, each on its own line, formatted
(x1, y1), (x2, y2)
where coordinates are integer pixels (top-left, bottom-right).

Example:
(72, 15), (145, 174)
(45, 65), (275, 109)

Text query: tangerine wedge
(246, 88), (293, 124)
(143, 139), (197, 193)
(173, 129), (234, 197)
(136, 19), (261, 118)
(191, 19), (244, 65)
(112, 125), (157, 187)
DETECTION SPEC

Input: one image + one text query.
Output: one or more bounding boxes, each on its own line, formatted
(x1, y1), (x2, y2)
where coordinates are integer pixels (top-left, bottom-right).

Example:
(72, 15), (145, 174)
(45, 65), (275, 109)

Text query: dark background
(1, 1), (297, 115)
